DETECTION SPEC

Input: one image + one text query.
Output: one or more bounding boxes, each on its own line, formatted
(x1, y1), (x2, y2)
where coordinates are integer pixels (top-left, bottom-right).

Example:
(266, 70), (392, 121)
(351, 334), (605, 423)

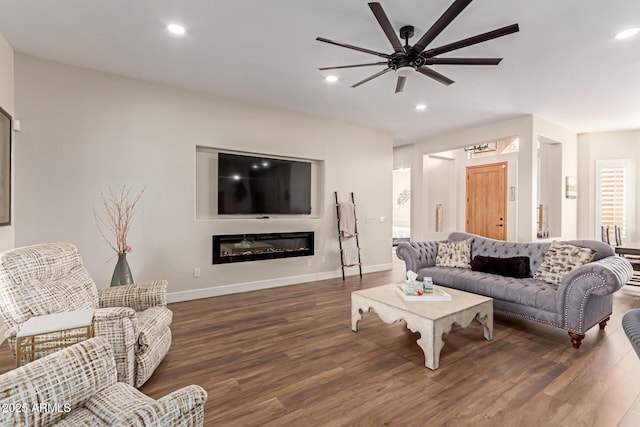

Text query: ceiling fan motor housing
(389, 53), (425, 73)
(394, 25), (420, 75)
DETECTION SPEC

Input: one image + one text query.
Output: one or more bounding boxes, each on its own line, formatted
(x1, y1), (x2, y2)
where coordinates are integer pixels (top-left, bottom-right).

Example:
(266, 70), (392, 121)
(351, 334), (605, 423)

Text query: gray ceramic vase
(111, 253), (134, 286)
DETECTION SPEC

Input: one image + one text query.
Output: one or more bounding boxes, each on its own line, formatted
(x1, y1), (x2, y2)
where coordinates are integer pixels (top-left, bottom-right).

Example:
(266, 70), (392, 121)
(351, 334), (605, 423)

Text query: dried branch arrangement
(93, 185), (144, 254)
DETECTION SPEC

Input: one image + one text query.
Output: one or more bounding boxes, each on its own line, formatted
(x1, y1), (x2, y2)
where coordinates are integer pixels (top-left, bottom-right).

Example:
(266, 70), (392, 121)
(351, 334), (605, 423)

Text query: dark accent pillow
(471, 255), (531, 279)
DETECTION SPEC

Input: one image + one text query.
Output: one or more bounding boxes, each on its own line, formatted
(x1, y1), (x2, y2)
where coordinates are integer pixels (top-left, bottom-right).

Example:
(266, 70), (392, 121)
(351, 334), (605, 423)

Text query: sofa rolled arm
(99, 280), (168, 311)
(558, 256), (633, 333)
(396, 241), (440, 273)
(560, 256), (633, 297)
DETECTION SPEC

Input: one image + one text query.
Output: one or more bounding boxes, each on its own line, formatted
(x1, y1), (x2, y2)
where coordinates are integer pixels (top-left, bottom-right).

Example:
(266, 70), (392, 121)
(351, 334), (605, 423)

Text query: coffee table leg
(405, 315), (439, 370)
(351, 306), (362, 332)
(417, 336), (439, 370)
(351, 294), (367, 332)
(417, 304), (493, 370)
(476, 309), (494, 340)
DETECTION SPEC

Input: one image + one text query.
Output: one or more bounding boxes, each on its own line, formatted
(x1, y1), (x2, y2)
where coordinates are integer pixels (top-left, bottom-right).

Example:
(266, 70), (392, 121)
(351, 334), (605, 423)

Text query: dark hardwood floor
(2, 255), (640, 426)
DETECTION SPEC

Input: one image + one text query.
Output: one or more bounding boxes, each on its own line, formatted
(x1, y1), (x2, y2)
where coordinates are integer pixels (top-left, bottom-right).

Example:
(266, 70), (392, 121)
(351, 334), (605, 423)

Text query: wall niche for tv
(195, 146), (323, 219)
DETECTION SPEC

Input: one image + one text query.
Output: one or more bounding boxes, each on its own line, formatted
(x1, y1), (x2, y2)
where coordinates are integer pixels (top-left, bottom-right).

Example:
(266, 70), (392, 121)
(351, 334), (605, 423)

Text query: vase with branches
(93, 185), (144, 286)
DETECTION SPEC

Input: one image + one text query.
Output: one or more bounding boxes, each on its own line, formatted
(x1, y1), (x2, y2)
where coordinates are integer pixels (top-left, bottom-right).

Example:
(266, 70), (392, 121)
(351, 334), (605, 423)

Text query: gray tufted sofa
(396, 232), (634, 348)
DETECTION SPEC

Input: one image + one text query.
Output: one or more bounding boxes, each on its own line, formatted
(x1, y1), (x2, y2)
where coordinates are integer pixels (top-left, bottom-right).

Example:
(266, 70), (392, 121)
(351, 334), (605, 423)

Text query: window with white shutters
(595, 159), (632, 241)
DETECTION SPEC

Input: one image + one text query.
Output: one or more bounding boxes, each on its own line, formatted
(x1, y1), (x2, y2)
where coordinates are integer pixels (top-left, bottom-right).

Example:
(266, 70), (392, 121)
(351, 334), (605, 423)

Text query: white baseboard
(167, 263), (392, 303)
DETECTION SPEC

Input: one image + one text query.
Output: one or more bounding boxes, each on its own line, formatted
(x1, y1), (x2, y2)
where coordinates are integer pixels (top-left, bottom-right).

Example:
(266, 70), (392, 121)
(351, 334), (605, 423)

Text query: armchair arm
(396, 241), (440, 274)
(558, 256), (633, 333)
(117, 385), (208, 427)
(94, 307), (138, 386)
(99, 280), (168, 311)
(0, 337), (117, 426)
(155, 385), (208, 426)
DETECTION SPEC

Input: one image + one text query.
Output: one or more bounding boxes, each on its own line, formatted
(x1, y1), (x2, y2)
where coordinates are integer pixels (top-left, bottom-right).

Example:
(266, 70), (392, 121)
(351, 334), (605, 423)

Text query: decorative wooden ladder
(335, 191), (362, 280)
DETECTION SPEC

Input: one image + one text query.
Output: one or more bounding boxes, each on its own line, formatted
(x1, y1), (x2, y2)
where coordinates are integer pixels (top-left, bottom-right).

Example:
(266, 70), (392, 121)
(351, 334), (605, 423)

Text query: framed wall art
(0, 106), (11, 226)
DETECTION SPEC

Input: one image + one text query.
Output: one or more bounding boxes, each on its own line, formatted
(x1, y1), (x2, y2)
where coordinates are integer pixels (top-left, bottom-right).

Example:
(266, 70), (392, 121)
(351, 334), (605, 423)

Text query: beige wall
(0, 32), (14, 343)
(393, 144), (415, 170)
(392, 169), (411, 228)
(577, 130), (640, 241)
(14, 54), (393, 301)
(423, 153), (457, 241)
(0, 33), (14, 251)
(532, 116), (578, 240)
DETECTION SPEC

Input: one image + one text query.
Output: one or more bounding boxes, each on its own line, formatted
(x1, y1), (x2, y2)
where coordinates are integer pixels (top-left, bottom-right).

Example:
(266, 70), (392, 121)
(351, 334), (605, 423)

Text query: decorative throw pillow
(471, 255), (531, 279)
(435, 239), (472, 269)
(534, 241), (596, 285)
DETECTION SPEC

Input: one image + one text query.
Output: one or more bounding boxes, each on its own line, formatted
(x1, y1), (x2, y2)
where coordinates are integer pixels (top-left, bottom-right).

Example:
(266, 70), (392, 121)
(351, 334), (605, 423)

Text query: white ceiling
(1, 0), (639, 146)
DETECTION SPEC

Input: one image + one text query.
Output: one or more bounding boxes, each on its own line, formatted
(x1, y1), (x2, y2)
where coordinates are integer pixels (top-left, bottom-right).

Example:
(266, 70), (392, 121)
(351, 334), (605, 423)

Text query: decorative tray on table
(394, 284), (452, 302)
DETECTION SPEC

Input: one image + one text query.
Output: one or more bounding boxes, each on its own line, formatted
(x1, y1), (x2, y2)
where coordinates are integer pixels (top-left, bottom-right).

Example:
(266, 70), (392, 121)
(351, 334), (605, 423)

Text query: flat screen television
(218, 153), (312, 215)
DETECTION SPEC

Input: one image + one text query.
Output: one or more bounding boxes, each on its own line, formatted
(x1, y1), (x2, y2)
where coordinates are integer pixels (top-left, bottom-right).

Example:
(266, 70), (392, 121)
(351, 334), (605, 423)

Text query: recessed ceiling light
(325, 75), (338, 83)
(615, 28), (639, 40)
(415, 104), (427, 111)
(167, 23), (186, 35)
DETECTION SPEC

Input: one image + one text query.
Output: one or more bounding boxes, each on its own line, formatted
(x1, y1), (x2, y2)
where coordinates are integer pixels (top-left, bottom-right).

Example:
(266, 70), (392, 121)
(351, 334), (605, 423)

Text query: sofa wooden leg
(599, 316), (610, 330)
(568, 332), (585, 349)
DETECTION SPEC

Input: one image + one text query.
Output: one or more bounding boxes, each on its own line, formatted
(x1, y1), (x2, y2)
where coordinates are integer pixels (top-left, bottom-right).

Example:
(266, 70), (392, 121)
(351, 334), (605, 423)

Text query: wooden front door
(466, 162), (507, 240)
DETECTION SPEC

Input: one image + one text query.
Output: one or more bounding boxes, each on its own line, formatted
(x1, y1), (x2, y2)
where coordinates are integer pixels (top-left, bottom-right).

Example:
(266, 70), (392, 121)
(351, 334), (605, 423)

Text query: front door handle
(495, 224), (504, 227)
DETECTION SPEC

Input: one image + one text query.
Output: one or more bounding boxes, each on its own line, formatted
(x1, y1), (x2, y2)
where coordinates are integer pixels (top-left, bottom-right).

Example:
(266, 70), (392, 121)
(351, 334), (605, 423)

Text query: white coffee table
(351, 284), (493, 370)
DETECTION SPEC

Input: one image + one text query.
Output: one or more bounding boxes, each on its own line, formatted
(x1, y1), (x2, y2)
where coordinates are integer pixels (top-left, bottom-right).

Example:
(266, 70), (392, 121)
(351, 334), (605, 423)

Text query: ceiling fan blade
(412, 0), (473, 54)
(423, 57), (503, 65)
(417, 66), (454, 86)
(395, 76), (406, 93)
(318, 62), (388, 71)
(368, 2), (405, 53)
(351, 68), (392, 88)
(422, 23), (520, 58)
(316, 37), (391, 59)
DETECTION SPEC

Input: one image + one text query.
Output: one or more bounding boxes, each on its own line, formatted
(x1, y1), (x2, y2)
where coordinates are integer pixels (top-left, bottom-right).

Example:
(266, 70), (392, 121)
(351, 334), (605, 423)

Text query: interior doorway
(466, 162), (507, 240)
(392, 168), (411, 246)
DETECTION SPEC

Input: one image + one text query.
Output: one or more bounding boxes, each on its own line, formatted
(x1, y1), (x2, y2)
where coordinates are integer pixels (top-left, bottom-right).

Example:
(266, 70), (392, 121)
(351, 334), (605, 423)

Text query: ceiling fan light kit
(396, 67), (415, 78)
(316, 0), (519, 93)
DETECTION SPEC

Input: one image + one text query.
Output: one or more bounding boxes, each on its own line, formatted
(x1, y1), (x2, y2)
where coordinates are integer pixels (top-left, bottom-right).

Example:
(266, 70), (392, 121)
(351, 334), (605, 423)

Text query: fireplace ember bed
(212, 232), (314, 264)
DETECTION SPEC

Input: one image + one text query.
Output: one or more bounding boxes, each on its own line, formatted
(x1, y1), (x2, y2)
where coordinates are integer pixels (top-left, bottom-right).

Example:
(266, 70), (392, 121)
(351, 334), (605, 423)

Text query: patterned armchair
(0, 242), (172, 387)
(0, 337), (207, 426)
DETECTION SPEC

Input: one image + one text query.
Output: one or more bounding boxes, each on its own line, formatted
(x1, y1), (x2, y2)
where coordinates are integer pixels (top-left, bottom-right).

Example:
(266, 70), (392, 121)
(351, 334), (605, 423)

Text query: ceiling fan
(316, 0), (519, 93)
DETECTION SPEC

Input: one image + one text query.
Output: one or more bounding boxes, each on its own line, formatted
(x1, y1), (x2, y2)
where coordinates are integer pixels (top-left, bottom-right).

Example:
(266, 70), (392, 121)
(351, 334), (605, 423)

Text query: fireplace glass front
(212, 232), (314, 264)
